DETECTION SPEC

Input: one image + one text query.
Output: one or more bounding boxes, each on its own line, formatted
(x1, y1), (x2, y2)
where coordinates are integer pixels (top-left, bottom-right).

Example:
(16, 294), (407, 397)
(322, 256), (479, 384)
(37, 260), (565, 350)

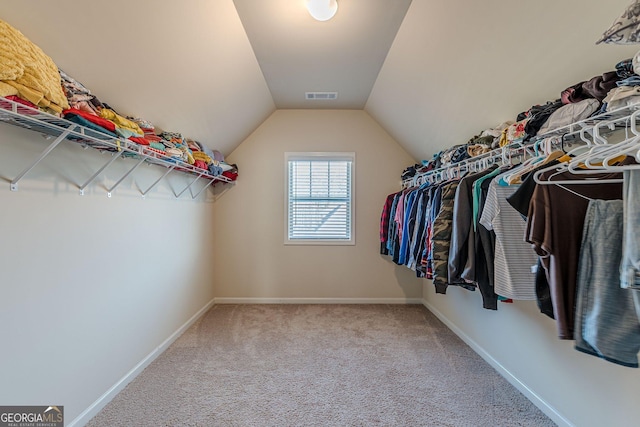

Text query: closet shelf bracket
(141, 165), (176, 198)
(175, 173), (204, 199)
(106, 156), (147, 198)
(10, 126), (76, 191)
(192, 178), (215, 200)
(79, 149), (125, 196)
(80, 151), (124, 196)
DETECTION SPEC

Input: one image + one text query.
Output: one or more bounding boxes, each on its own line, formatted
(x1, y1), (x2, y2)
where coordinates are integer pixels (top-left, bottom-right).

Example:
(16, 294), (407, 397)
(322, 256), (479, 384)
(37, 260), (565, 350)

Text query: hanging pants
(574, 199), (640, 368)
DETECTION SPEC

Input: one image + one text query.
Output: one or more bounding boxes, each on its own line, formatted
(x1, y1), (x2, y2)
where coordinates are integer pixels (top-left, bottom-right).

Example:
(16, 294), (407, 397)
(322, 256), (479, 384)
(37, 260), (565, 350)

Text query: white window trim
(284, 152), (356, 246)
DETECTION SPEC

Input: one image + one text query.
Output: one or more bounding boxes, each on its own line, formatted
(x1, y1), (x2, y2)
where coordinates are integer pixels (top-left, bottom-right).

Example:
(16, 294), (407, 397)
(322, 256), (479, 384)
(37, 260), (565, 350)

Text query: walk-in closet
(1, 1), (640, 426)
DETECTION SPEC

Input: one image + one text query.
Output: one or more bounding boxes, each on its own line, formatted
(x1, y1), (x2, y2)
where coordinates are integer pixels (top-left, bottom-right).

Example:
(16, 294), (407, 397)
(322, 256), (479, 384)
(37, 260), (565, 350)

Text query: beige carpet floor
(87, 304), (556, 426)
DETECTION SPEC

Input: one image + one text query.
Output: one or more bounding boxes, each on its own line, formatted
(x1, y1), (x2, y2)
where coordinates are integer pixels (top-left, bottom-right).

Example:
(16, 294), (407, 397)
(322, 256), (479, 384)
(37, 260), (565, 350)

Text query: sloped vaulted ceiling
(1, 0), (275, 157)
(366, 0), (640, 161)
(2, 0), (640, 162)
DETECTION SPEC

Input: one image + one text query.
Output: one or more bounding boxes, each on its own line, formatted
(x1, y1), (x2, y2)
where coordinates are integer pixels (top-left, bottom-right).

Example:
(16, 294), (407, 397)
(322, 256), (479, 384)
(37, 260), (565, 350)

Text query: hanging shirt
(416, 186), (437, 278)
(526, 169), (623, 340)
(380, 192), (399, 255)
(407, 186), (431, 270)
(480, 173), (538, 301)
(472, 167), (504, 230)
(393, 190), (409, 254)
(386, 193), (402, 257)
(398, 189), (420, 265)
(474, 175), (499, 310)
(448, 168), (497, 285)
(505, 160), (561, 319)
(431, 180), (460, 293)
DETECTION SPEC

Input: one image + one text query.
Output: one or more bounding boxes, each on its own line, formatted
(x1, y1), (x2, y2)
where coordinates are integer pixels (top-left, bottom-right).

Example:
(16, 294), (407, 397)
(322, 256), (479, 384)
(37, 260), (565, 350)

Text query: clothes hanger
(546, 126), (610, 176)
(534, 142), (624, 185)
(565, 121), (618, 174)
(532, 151), (575, 185)
(531, 128), (624, 185)
(600, 135), (640, 170)
(571, 111), (640, 171)
(557, 129), (594, 161)
(501, 142), (544, 184)
(535, 165), (623, 185)
(540, 122), (614, 186)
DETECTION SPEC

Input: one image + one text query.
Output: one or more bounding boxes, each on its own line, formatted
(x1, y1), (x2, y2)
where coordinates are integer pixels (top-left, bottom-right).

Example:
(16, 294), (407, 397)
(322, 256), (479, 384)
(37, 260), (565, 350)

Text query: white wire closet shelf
(403, 101), (640, 188)
(0, 96), (233, 199)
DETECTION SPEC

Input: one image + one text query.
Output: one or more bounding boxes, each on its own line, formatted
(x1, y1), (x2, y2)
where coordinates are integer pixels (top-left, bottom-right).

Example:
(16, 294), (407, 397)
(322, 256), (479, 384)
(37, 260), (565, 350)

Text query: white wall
(212, 110), (423, 301)
(0, 124), (218, 423)
(423, 283), (640, 427)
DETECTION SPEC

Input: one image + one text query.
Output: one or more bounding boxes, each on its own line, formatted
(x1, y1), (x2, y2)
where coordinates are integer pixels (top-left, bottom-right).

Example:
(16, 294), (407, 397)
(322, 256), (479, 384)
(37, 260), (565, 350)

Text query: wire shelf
(403, 101), (640, 188)
(0, 97), (232, 197)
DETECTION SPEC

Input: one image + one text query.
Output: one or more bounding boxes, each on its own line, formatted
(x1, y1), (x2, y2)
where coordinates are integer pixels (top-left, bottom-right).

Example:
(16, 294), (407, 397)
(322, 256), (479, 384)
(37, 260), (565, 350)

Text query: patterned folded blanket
(0, 19), (68, 113)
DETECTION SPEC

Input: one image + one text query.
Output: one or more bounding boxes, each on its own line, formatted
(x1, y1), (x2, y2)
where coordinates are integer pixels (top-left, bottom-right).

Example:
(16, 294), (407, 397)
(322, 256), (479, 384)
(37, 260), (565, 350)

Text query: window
(285, 152), (355, 245)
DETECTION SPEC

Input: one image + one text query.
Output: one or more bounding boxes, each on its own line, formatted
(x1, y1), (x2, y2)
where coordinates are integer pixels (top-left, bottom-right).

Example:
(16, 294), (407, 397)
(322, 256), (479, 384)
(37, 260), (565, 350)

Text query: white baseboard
(214, 297), (423, 304)
(421, 298), (573, 427)
(68, 298), (216, 427)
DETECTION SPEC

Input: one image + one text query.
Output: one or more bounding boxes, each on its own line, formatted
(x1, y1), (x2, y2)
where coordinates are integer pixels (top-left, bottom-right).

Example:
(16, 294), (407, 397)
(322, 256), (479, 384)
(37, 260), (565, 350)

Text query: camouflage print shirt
(430, 180), (460, 293)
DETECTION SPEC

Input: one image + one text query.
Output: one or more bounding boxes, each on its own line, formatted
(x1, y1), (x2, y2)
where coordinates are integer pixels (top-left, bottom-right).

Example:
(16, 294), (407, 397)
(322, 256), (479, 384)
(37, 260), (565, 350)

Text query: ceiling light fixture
(306, 0), (338, 21)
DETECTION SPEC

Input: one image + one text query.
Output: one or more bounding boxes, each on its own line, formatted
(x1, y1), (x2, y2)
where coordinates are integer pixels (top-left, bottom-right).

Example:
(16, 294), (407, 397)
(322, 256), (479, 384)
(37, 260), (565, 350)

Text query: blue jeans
(621, 170), (640, 290)
(574, 199), (640, 368)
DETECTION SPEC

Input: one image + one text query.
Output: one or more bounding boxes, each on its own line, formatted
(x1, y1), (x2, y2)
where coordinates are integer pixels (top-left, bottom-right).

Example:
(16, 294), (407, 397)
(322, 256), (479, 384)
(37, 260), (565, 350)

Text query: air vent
(305, 92), (338, 100)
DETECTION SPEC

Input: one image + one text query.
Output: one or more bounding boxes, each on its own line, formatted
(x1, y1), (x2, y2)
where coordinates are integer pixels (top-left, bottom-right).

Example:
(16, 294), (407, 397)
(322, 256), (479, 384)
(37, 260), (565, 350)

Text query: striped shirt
(480, 173), (538, 300)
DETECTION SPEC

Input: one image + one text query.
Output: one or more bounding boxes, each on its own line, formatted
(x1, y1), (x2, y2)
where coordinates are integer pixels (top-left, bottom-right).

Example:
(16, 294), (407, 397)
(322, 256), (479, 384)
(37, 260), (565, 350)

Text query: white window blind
(285, 152), (354, 245)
